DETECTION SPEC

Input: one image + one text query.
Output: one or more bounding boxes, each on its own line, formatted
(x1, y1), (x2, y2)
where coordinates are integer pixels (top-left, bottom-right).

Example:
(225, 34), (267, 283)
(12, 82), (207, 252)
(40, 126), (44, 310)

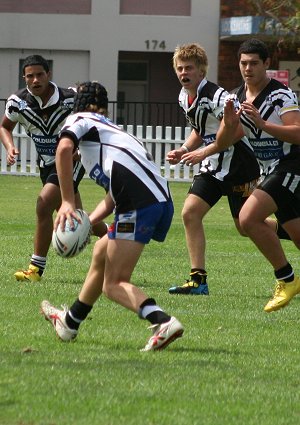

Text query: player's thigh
(239, 188), (277, 224)
(104, 238), (144, 283)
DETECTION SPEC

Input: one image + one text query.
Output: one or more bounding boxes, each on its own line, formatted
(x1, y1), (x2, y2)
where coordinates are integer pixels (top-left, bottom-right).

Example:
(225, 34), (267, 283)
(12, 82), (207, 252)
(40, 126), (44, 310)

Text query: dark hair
(238, 38), (270, 62)
(74, 81), (108, 113)
(22, 55), (50, 75)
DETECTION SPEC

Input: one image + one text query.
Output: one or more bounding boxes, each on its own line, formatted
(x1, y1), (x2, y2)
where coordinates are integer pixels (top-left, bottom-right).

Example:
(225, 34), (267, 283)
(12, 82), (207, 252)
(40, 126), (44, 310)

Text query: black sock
(146, 311), (171, 325)
(65, 299), (93, 330)
(275, 263), (294, 283)
(190, 269), (207, 284)
(31, 256), (46, 276)
(139, 298), (171, 325)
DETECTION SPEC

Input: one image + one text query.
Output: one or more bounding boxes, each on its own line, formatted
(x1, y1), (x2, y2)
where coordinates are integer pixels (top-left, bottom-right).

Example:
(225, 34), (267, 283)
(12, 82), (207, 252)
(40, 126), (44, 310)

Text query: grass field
(1, 174), (300, 425)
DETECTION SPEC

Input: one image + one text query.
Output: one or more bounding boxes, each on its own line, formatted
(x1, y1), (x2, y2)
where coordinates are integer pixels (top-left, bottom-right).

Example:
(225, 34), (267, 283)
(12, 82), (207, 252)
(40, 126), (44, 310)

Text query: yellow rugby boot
(14, 264), (41, 282)
(264, 276), (300, 312)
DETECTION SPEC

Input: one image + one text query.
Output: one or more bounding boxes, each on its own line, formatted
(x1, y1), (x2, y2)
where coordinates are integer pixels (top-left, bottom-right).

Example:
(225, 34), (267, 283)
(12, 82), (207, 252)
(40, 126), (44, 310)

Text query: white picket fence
(0, 125), (199, 182)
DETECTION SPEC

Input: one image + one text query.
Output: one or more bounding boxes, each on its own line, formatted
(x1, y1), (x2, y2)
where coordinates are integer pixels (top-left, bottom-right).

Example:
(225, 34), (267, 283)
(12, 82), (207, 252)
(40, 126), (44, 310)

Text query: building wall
(0, 0), (221, 106)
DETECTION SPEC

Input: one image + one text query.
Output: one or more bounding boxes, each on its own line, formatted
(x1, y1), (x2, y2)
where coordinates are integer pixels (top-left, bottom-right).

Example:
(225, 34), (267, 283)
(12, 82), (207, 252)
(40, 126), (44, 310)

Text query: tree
(247, 0), (300, 42)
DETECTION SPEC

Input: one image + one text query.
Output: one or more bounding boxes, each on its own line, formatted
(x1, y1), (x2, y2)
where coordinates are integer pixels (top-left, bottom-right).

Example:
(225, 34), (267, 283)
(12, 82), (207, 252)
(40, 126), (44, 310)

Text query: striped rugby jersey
(232, 78), (300, 177)
(59, 112), (172, 213)
(5, 82), (74, 167)
(179, 79), (260, 184)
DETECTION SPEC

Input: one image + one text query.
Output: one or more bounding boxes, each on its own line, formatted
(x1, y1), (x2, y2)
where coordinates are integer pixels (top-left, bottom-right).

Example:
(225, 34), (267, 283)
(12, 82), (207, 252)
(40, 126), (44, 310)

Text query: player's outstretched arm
(89, 193), (115, 225)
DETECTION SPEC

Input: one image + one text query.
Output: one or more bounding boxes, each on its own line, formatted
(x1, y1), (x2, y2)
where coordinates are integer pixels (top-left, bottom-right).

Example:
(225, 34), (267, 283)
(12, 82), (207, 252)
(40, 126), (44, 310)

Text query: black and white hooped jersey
(179, 79), (260, 184)
(232, 78), (300, 177)
(59, 112), (172, 213)
(5, 82), (74, 167)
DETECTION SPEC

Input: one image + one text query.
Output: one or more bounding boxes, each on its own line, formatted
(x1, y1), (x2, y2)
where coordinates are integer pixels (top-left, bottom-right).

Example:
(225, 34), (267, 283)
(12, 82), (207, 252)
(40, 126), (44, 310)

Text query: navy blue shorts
(108, 201), (174, 244)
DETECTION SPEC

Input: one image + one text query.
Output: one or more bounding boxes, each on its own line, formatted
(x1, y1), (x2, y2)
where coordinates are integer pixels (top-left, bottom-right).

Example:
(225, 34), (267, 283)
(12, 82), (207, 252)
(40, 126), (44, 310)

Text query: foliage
(247, 0), (300, 42)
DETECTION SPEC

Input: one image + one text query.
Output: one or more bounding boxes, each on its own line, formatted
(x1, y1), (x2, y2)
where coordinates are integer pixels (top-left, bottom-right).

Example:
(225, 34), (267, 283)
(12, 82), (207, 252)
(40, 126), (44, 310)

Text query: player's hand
(54, 202), (81, 232)
(166, 149), (183, 165)
(241, 101), (265, 129)
(180, 150), (206, 166)
(7, 146), (19, 165)
(223, 98), (241, 129)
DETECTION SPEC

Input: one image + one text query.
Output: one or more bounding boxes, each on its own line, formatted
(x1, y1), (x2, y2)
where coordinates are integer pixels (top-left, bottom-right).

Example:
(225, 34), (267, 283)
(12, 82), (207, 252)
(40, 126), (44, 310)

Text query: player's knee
(92, 221), (108, 238)
(92, 240), (107, 265)
(102, 282), (114, 299)
(233, 217), (248, 237)
(36, 195), (56, 217)
(238, 213), (252, 236)
(182, 204), (199, 226)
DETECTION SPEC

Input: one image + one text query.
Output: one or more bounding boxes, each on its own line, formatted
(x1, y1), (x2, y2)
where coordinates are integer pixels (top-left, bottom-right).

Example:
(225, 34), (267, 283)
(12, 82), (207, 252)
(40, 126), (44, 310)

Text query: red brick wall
(221, 0), (256, 18)
(218, 42), (242, 91)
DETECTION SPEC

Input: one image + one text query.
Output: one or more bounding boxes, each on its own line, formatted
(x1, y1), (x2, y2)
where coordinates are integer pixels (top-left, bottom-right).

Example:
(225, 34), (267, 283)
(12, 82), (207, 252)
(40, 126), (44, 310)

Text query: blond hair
(173, 43), (208, 77)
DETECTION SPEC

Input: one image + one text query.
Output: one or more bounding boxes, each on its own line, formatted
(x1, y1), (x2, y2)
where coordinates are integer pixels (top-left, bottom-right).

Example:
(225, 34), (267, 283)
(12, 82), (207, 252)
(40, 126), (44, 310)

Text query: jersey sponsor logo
(31, 134), (57, 155)
(89, 163), (110, 191)
(8, 99), (27, 114)
(249, 137), (283, 160)
(18, 100), (28, 111)
(60, 99), (73, 110)
(202, 134), (216, 146)
(265, 95), (274, 107)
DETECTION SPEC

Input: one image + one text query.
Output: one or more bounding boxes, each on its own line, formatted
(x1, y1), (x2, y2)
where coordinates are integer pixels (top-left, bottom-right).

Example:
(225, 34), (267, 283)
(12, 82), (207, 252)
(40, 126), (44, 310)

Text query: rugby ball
(52, 209), (92, 258)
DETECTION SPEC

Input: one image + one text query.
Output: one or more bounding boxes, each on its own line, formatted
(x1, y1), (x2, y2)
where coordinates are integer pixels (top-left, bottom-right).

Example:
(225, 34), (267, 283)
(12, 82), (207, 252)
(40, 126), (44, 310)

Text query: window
(118, 62), (148, 81)
(120, 0), (191, 16)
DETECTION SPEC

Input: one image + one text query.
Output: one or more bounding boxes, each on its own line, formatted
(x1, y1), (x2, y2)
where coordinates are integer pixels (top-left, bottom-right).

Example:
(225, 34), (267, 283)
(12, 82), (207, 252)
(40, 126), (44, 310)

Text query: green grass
(1, 174), (300, 425)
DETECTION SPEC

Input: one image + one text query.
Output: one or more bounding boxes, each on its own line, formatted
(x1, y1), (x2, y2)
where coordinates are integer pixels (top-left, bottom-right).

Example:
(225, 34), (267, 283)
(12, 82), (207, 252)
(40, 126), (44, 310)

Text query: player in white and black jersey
(60, 112), (172, 214)
(40, 81), (184, 351)
(166, 43), (261, 296)
(0, 55), (106, 282)
(232, 77), (300, 179)
(213, 38), (300, 312)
